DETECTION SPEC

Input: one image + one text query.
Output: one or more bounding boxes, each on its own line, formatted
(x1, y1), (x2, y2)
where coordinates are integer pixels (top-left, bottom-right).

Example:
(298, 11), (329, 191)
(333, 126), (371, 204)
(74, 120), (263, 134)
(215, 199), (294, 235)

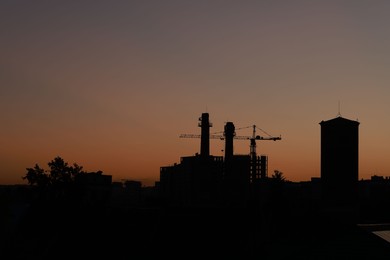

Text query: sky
(1, 0), (390, 186)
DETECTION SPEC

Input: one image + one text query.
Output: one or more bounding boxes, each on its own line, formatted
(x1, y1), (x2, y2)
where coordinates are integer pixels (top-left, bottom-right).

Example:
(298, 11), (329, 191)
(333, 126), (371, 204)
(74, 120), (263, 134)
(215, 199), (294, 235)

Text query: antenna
(337, 101), (341, 117)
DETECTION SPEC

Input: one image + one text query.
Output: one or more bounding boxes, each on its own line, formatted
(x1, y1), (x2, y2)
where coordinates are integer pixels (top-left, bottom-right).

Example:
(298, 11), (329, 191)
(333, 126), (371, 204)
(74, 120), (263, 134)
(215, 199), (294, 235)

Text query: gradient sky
(1, 0), (390, 186)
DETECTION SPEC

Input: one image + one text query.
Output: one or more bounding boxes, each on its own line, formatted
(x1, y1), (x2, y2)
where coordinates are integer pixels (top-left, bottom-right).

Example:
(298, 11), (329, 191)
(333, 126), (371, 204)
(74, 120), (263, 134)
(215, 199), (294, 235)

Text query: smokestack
(224, 122), (235, 160)
(198, 113), (212, 157)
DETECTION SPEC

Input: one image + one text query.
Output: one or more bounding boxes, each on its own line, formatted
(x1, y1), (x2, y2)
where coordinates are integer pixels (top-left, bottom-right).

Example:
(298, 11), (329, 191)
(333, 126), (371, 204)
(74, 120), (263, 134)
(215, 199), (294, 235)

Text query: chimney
(198, 113), (212, 157)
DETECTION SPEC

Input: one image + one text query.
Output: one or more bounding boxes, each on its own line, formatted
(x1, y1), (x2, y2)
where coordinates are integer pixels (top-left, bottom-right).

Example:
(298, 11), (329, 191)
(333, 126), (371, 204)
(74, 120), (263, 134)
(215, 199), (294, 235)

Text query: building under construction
(160, 112), (281, 207)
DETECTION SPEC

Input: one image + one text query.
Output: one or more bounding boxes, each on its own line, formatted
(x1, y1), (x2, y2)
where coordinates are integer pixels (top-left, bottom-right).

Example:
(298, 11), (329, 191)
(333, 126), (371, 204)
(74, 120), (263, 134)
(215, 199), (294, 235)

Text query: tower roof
(319, 116), (360, 126)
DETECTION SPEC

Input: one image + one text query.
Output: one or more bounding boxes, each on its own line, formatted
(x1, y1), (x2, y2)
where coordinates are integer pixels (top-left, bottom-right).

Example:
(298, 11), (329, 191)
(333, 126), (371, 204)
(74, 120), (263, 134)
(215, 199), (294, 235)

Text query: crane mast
(250, 125), (258, 181)
(247, 125), (282, 180)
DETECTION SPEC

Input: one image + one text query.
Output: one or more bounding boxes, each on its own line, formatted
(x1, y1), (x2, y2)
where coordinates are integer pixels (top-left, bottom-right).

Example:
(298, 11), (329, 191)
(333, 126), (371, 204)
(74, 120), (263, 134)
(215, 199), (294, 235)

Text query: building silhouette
(160, 155), (224, 206)
(320, 116), (359, 216)
(160, 113), (272, 207)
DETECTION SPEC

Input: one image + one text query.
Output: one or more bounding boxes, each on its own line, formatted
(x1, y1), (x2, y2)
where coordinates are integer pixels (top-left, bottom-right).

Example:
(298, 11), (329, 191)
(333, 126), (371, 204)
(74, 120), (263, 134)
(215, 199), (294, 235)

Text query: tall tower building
(320, 116), (359, 205)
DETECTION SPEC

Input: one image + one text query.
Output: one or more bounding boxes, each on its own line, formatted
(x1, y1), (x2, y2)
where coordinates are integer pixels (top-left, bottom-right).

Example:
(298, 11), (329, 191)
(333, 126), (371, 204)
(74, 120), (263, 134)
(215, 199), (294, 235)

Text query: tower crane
(235, 125), (281, 180)
(235, 124), (281, 160)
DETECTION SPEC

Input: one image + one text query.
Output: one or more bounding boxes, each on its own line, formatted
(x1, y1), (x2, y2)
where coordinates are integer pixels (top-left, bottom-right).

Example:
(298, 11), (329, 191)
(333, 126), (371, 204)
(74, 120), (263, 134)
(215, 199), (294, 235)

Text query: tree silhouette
(22, 156), (100, 205)
(24, 164), (50, 187)
(23, 156), (85, 187)
(271, 170), (285, 182)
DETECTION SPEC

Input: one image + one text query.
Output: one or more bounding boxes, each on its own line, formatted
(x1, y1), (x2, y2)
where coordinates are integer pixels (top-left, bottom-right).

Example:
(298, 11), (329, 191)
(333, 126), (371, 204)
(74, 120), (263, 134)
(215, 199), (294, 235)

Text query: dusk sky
(2, 1), (390, 186)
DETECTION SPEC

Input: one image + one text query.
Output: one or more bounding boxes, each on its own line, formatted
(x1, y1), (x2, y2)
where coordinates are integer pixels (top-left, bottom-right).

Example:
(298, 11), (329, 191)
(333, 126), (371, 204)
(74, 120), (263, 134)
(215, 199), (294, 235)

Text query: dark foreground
(2, 204), (390, 259)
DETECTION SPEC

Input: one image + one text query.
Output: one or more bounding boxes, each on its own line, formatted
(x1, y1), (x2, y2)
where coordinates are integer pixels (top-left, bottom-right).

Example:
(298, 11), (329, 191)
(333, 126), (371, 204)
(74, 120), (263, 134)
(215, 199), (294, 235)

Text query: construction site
(159, 112), (281, 207)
